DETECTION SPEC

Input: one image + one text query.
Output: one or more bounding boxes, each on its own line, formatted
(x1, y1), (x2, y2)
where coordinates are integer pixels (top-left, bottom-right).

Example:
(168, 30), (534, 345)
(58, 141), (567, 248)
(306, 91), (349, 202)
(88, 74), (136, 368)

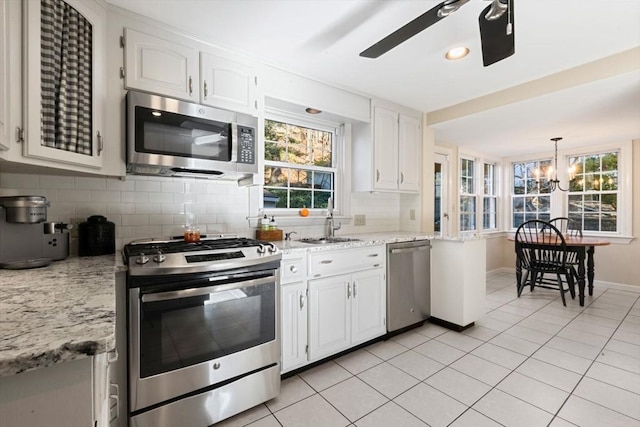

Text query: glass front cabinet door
(23, 0), (106, 169)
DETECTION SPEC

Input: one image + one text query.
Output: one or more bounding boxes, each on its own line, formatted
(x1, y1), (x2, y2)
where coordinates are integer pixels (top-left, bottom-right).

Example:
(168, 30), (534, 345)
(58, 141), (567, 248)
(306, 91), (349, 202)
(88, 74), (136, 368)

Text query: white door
(398, 114), (421, 192)
(281, 282), (308, 373)
(372, 107), (399, 191)
(0, 0), (9, 151)
(434, 152), (450, 237)
(350, 269), (386, 345)
(199, 52), (257, 115)
(308, 276), (350, 361)
(124, 28), (198, 102)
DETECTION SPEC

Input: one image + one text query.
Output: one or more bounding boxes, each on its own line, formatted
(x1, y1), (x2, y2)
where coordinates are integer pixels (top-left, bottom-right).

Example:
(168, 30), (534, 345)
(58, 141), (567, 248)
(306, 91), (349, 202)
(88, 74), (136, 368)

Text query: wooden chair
(515, 219), (576, 306)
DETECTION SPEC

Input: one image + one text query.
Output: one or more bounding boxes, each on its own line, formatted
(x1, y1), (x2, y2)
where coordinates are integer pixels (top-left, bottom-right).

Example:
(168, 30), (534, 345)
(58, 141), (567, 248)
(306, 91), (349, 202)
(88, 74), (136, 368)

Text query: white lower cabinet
(281, 281), (308, 373)
(308, 268), (386, 361)
(280, 245), (386, 373)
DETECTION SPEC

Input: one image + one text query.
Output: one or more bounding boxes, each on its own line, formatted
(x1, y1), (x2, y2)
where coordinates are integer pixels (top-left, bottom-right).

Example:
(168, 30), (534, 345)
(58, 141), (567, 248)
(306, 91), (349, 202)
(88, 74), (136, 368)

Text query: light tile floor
(217, 272), (640, 427)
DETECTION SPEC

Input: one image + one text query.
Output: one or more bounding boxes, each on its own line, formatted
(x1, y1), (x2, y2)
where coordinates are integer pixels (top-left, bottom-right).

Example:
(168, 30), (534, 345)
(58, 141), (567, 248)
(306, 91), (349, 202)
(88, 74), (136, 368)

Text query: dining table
(507, 235), (610, 306)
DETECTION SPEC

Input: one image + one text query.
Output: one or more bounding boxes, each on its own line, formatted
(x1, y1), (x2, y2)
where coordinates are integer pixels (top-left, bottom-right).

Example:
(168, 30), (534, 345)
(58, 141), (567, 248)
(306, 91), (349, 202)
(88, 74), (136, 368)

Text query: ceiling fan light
(445, 46), (470, 60)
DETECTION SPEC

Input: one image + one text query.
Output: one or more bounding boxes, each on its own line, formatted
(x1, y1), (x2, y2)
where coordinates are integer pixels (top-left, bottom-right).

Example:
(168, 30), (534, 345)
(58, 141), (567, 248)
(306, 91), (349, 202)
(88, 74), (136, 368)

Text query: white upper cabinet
(0, 0), (10, 151)
(23, 0), (106, 170)
(200, 51), (258, 115)
(373, 107), (399, 191)
(123, 28), (259, 115)
(124, 28), (199, 102)
(398, 114), (421, 192)
(353, 102), (422, 193)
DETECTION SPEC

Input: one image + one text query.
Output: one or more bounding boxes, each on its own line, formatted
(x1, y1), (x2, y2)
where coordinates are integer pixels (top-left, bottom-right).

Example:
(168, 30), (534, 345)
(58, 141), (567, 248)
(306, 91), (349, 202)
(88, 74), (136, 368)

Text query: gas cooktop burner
(124, 237), (267, 259)
(124, 236), (280, 276)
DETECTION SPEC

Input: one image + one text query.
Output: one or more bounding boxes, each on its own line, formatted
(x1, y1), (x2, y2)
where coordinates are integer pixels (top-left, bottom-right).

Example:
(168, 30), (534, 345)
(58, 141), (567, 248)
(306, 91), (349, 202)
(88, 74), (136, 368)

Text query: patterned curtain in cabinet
(40, 0), (92, 155)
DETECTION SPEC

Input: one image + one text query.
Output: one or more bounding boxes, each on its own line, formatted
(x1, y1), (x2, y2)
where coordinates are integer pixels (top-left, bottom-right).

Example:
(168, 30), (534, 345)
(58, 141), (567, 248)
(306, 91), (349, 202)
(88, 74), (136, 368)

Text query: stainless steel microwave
(126, 90), (258, 184)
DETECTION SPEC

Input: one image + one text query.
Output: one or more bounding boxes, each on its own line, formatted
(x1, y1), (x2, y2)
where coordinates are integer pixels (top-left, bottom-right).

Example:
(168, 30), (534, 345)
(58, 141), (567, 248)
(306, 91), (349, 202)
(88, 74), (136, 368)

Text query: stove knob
(267, 243), (277, 253)
(136, 254), (150, 265)
(257, 245), (266, 254)
(153, 251), (166, 263)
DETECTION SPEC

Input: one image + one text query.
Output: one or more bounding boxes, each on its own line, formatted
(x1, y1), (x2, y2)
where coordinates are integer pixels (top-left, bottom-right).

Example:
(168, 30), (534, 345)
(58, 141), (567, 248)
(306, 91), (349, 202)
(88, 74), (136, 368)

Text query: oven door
(129, 270), (280, 413)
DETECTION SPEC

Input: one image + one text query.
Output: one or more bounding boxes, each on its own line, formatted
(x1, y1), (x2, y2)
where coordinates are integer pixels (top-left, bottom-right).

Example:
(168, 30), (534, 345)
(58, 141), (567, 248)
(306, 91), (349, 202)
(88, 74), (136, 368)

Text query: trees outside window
(264, 119), (336, 209)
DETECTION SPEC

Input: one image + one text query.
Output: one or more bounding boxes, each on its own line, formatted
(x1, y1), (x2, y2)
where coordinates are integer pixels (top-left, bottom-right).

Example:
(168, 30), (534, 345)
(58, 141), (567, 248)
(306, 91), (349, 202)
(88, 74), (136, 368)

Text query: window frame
(458, 151), (502, 235)
(507, 141), (632, 238)
(261, 110), (347, 218)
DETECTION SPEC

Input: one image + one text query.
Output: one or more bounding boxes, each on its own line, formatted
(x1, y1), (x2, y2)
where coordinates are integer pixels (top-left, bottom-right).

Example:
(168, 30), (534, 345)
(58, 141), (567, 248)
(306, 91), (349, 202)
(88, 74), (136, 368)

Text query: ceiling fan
(359, 0), (514, 66)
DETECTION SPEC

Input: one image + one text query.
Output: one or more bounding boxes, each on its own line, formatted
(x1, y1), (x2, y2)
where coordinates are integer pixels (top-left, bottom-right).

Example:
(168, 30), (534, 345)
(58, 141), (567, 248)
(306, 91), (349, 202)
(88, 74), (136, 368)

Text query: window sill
(246, 214), (352, 228)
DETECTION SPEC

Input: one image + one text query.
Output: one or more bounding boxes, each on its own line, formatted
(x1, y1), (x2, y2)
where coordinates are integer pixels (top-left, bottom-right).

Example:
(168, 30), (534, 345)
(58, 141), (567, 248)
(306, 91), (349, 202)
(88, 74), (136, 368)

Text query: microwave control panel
(237, 126), (255, 165)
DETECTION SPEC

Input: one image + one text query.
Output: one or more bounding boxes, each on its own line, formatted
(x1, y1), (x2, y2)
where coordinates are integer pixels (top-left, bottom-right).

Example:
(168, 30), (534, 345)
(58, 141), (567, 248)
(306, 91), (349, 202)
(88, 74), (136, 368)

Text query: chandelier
(534, 137), (576, 192)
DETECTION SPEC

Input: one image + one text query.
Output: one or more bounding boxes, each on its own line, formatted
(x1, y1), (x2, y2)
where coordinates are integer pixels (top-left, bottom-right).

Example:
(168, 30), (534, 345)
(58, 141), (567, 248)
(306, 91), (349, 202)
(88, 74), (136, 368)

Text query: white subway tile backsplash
(58, 189), (92, 203)
(134, 203), (162, 215)
(107, 203), (136, 215)
(40, 175), (75, 189)
(121, 214), (150, 226)
(161, 181), (185, 193)
(106, 179), (135, 192)
(149, 214), (174, 225)
(134, 180), (162, 192)
(75, 176), (107, 190)
(0, 173), (40, 188)
(1, 171), (409, 252)
(91, 191), (121, 203)
(148, 192), (174, 204)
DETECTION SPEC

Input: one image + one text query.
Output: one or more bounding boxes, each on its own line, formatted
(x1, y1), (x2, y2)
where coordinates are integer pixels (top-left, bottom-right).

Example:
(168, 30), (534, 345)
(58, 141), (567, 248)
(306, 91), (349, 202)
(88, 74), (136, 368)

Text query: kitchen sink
(298, 237), (361, 244)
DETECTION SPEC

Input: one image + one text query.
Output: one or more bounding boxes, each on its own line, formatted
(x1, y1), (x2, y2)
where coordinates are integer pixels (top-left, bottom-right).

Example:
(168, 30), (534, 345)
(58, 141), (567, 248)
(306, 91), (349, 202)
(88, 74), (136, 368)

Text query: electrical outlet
(409, 209), (416, 220)
(354, 214), (366, 226)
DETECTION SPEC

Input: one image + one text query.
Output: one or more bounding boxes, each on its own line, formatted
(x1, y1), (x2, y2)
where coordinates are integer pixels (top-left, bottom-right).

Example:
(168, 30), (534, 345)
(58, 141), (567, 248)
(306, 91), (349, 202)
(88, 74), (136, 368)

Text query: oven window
(138, 281), (275, 378)
(135, 106), (232, 161)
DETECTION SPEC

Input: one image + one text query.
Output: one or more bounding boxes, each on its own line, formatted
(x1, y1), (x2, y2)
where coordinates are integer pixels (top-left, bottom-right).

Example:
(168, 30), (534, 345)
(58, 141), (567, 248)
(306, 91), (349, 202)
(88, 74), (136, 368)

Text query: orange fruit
(299, 207), (309, 217)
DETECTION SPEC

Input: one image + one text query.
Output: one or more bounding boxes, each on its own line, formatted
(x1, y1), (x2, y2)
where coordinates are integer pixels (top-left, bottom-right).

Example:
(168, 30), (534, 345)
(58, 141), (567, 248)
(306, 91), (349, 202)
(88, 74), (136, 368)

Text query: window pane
(313, 172), (333, 190)
(264, 119), (336, 209)
(289, 190), (312, 209)
(264, 166), (287, 186)
(566, 151), (618, 232)
(314, 191), (331, 209)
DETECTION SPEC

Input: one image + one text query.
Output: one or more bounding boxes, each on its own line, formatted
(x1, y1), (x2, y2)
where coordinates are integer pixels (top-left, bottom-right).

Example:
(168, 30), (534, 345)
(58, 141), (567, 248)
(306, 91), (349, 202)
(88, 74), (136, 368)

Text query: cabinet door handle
(367, 253), (379, 258)
(299, 292), (305, 310)
(203, 80), (208, 99)
(189, 76), (193, 95)
(401, 172), (404, 184)
(347, 282), (351, 299)
(353, 282), (357, 297)
(97, 131), (103, 156)
(373, 263), (381, 268)
(320, 260), (333, 264)
(289, 265), (298, 273)
(376, 169), (380, 182)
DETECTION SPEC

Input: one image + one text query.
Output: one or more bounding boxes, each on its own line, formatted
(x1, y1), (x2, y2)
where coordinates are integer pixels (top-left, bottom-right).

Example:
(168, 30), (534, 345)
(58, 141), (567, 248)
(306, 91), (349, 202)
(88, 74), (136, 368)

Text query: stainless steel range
(123, 236), (281, 427)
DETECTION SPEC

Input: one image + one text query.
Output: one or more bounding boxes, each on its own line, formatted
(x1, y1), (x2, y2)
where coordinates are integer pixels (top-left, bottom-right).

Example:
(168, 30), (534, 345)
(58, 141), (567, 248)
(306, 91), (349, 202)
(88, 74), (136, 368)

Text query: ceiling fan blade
(479, 0), (515, 66)
(360, 1), (450, 59)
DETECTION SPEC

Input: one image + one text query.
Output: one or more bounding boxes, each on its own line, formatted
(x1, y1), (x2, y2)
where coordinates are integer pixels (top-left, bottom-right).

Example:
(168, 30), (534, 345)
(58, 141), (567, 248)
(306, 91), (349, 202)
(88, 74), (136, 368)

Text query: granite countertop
(0, 254), (125, 377)
(275, 231), (483, 254)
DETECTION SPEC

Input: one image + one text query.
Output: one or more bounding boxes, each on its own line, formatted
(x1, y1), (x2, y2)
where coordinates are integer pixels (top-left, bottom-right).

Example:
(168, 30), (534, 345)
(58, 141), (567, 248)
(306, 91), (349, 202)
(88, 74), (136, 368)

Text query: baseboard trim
(594, 280), (640, 293)
(428, 316), (474, 332)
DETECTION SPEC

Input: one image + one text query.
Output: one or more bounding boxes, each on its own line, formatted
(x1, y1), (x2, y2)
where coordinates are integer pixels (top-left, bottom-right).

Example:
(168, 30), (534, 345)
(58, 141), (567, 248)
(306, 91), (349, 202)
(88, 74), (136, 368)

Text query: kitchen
(1, 1), (639, 426)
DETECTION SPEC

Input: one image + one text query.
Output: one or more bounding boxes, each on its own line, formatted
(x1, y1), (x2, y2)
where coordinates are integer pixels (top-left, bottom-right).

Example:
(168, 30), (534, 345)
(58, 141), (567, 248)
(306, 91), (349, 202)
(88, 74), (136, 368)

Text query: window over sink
(263, 116), (338, 211)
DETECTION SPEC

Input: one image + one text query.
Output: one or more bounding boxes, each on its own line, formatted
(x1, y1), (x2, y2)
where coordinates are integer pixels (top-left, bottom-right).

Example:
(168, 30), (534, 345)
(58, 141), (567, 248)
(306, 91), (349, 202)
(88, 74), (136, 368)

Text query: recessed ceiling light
(305, 107), (322, 115)
(445, 46), (470, 60)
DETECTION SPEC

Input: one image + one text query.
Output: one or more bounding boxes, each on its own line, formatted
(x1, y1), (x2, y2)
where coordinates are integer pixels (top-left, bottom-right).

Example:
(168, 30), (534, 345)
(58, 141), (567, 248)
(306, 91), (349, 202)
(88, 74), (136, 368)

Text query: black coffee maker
(78, 215), (116, 256)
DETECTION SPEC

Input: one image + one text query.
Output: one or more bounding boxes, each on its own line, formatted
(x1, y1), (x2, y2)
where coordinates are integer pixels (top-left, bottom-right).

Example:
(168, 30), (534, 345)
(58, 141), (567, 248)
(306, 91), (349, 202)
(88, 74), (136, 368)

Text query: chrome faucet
(326, 197), (341, 237)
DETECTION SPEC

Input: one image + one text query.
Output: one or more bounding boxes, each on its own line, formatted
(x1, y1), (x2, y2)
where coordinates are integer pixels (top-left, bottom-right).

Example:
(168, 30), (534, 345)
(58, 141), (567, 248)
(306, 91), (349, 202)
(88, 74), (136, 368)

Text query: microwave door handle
(141, 275), (273, 303)
(230, 122), (238, 162)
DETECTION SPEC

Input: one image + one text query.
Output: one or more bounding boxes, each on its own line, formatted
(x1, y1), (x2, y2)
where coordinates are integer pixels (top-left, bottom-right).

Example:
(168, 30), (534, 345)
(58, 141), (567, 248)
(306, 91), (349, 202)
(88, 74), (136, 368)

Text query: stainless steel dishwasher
(387, 240), (431, 332)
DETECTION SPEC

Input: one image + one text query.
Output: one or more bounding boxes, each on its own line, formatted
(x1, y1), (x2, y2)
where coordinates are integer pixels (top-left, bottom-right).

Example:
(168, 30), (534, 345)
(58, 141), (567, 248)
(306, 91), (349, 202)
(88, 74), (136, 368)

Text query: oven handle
(141, 275), (274, 303)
